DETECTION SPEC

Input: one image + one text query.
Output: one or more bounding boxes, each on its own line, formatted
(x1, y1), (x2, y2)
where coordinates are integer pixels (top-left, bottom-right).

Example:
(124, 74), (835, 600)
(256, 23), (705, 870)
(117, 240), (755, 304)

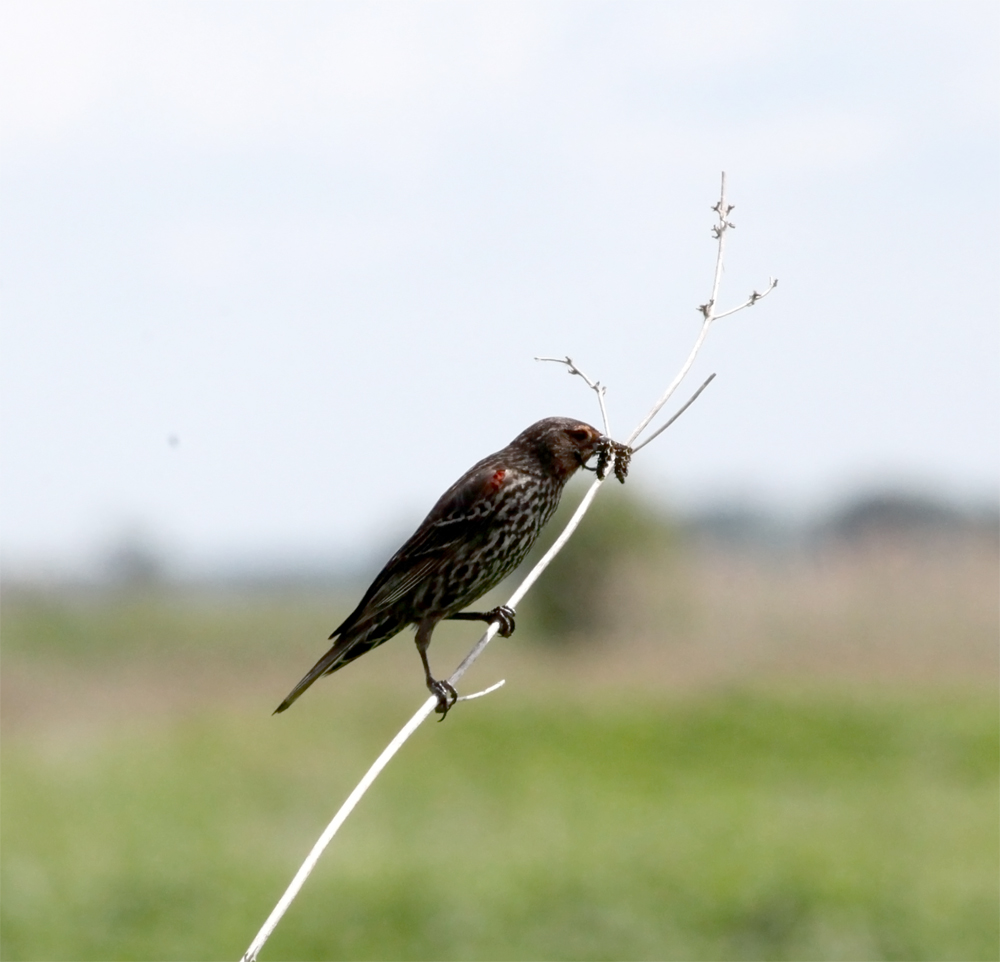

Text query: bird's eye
(567, 428), (592, 442)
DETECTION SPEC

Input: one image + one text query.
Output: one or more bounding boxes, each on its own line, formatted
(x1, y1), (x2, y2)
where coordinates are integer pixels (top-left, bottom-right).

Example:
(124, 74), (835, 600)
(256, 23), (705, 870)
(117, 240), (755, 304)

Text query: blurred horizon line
(3, 481), (996, 590)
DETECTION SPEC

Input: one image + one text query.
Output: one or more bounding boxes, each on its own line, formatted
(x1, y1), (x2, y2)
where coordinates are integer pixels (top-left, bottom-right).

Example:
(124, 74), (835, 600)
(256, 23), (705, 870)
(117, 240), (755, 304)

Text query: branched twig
(712, 280), (778, 321)
(534, 355), (611, 436)
(240, 172), (776, 962)
(627, 172), (775, 450)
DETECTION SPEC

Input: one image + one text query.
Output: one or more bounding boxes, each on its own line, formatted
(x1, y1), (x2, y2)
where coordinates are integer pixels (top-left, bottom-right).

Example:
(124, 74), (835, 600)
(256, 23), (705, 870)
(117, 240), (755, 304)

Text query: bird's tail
(273, 633), (357, 714)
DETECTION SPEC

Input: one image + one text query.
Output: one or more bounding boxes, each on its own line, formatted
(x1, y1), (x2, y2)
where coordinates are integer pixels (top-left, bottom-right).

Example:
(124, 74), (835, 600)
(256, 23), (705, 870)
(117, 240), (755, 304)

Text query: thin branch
(711, 278), (778, 321)
(242, 698), (439, 962)
(626, 315), (712, 448)
(626, 173), (776, 450)
(535, 355), (611, 436)
(241, 173), (775, 962)
(630, 373), (716, 454)
(700, 170), (734, 322)
(458, 679), (506, 702)
(627, 173), (728, 447)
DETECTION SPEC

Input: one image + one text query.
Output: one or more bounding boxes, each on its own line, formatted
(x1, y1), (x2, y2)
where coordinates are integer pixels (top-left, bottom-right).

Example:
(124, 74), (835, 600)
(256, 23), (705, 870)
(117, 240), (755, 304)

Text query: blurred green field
(2, 532), (998, 960)
(3, 686), (997, 961)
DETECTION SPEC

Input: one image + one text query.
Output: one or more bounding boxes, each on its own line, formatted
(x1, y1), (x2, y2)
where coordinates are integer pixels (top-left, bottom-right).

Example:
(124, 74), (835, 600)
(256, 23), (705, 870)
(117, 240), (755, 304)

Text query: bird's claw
(486, 605), (516, 637)
(430, 678), (458, 719)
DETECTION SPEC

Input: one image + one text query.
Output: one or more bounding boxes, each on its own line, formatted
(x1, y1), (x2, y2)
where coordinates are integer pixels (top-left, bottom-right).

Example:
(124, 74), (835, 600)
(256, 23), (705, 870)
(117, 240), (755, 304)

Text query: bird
(274, 416), (605, 716)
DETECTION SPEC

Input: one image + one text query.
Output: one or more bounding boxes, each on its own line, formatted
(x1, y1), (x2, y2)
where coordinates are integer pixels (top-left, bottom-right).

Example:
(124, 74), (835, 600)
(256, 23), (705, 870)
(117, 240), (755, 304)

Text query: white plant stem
(535, 356), (612, 437)
(627, 314), (712, 447)
(240, 172), (775, 962)
(241, 699), (437, 962)
(242, 481), (605, 962)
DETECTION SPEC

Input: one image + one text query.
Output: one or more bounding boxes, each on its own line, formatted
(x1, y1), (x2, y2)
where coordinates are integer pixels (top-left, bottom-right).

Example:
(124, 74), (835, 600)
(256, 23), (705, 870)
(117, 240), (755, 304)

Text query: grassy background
(2, 531), (998, 960)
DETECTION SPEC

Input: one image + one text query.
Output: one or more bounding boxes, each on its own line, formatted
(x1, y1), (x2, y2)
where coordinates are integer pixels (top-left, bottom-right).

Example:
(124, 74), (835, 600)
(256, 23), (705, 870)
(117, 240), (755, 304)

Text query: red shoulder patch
(486, 468), (506, 493)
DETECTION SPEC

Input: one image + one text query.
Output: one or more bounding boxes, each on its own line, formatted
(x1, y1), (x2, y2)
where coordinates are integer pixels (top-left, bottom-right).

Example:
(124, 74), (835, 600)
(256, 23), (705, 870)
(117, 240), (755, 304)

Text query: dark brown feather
(274, 417), (603, 713)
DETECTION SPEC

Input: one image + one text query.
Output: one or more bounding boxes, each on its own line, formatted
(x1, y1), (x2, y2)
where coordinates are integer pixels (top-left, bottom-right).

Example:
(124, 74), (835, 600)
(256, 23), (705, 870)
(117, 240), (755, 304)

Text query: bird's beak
(576, 439), (604, 472)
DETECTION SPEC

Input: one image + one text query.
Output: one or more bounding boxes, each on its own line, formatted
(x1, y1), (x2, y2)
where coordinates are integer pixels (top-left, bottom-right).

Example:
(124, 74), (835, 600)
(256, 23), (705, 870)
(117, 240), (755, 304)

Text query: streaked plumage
(275, 417), (604, 715)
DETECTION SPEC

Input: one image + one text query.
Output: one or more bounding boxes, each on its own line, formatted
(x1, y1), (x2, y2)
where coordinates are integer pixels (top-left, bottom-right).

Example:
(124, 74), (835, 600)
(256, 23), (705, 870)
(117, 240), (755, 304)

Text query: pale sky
(1, 1), (997, 575)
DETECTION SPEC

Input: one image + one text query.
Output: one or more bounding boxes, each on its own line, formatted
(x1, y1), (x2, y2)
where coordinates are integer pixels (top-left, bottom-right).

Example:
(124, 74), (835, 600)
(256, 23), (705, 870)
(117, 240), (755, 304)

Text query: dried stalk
(241, 172), (775, 962)
(534, 356), (612, 436)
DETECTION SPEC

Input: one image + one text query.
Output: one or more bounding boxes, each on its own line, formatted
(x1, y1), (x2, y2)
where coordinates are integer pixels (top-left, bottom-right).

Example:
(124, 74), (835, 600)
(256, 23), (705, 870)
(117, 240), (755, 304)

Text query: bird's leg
(447, 605), (516, 638)
(414, 619), (457, 718)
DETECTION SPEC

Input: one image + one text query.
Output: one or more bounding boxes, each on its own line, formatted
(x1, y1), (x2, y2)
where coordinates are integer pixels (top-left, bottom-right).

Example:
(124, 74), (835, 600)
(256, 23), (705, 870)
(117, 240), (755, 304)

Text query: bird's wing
(276, 460), (513, 713)
(331, 458), (510, 636)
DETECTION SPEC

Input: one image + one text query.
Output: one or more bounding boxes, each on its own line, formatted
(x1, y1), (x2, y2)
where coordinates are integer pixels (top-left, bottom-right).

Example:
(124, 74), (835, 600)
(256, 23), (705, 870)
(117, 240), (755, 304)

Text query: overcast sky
(2, 1), (997, 575)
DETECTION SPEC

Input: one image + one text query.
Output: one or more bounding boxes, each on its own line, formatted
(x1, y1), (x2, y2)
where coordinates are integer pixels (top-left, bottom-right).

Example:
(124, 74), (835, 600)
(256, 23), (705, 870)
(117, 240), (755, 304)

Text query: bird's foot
(430, 677), (458, 718)
(485, 605), (516, 637)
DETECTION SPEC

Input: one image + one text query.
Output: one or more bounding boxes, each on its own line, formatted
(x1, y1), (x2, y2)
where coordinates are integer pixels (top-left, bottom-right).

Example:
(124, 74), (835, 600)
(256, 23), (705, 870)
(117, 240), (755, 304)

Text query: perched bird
(275, 417), (605, 716)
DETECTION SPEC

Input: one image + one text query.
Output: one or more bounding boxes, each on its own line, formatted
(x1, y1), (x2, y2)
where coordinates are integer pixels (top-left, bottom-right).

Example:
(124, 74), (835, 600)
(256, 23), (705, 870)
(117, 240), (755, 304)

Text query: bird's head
(511, 417), (605, 480)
